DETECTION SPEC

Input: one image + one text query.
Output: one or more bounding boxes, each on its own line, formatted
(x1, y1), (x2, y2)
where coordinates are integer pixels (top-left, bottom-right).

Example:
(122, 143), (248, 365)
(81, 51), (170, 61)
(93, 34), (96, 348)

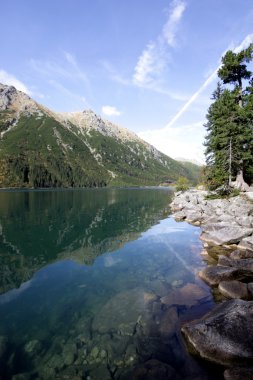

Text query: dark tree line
(204, 43), (253, 190)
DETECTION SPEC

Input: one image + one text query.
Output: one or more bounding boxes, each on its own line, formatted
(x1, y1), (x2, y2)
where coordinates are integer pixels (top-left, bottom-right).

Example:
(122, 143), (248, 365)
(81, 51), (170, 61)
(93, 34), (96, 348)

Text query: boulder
(182, 299), (253, 366)
(224, 367), (253, 380)
(200, 227), (253, 246)
(218, 255), (253, 272)
(230, 249), (253, 260)
(238, 235), (253, 252)
(198, 266), (242, 286)
(218, 280), (250, 300)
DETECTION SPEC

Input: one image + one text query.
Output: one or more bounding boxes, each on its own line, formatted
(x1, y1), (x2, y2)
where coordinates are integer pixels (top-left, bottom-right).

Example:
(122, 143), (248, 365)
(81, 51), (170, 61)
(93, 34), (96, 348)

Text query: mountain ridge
(0, 83), (200, 188)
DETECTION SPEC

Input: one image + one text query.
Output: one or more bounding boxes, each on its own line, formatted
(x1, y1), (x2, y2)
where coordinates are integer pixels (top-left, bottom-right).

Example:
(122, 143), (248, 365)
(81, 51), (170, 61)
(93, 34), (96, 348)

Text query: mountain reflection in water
(0, 188), (221, 380)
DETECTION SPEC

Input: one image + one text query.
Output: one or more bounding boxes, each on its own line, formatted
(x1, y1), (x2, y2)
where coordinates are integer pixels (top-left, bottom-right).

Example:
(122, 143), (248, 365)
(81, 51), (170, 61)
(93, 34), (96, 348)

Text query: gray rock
(230, 249), (253, 259)
(238, 235), (253, 251)
(236, 216), (253, 228)
(182, 299), (253, 366)
(218, 255), (253, 271)
(173, 211), (186, 221)
(200, 226), (253, 246)
(198, 266), (243, 286)
(218, 280), (250, 299)
(224, 367), (253, 380)
(248, 283), (253, 297)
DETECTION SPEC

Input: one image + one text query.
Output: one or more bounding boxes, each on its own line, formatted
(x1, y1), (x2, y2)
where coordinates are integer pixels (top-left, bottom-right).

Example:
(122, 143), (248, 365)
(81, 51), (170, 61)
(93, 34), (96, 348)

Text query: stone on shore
(230, 249), (253, 260)
(198, 266), (242, 286)
(238, 235), (253, 252)
(218, 280), (250, 300)
(218, 255), (253, 272)
(224, 367), (253, 380)
(182, 299), (253, 366)
(200, 227), (253, 246)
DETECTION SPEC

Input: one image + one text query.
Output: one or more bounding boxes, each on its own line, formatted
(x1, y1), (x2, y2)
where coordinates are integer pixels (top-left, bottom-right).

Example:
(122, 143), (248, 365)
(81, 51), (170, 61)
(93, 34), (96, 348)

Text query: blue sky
(1, 0), (253, 162)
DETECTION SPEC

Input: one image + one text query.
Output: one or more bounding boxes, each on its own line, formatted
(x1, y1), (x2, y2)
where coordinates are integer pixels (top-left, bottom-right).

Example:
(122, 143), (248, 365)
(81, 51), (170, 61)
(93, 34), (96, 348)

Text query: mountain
(0, 84), (200, 188)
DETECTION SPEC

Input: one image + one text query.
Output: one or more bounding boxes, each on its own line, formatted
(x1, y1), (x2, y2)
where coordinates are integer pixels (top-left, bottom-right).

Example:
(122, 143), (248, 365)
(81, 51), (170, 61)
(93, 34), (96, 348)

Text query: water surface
(0, 188), (220, 380)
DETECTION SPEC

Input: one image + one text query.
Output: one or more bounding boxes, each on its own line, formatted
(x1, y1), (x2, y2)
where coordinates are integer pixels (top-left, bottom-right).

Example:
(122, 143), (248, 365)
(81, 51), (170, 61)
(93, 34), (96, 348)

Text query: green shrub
(175, 176), (190, 191)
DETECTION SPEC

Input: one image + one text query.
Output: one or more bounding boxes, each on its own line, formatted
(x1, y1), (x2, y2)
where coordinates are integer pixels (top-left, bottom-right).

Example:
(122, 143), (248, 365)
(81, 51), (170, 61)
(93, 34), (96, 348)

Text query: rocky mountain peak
(0, 83), (39, 115)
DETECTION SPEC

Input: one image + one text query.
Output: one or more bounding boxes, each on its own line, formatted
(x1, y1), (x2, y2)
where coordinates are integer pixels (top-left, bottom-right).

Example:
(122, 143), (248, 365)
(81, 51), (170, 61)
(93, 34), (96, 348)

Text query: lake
(0, 188), (221, 380)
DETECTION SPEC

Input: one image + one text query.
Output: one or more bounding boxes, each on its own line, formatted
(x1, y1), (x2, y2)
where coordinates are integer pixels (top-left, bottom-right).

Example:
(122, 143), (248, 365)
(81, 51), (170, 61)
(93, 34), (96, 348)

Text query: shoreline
(170, 189), (253, 380)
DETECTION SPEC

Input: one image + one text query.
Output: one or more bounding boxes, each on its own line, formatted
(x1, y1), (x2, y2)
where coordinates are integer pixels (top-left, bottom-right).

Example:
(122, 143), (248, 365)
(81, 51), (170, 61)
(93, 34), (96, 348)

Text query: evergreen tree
(204, 45), (253, 190)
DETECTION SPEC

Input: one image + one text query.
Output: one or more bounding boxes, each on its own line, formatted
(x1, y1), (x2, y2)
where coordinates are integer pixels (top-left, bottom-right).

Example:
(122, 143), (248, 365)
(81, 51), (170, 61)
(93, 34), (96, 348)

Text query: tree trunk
(231, 169), (250, 191)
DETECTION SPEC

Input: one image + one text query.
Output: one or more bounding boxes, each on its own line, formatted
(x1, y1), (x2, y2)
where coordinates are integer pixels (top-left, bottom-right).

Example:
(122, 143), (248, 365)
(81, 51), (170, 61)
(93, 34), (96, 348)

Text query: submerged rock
(218, 280), (250, 300)
(161, 283), (210, 307)
(131, 359), (181, 380)
(92, 288), (151, 335)
(182, 299), (253, 366)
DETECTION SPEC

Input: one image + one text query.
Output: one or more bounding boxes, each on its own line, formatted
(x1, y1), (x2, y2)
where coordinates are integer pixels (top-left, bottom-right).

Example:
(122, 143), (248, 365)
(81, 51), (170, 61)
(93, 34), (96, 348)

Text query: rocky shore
(171, 190), (253, 380)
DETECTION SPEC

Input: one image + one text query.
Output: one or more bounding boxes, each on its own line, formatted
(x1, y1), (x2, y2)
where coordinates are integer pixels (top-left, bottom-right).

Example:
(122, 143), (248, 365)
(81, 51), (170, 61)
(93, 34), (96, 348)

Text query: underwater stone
(24, 339), (42, 356)
(90, 346), (99, 359)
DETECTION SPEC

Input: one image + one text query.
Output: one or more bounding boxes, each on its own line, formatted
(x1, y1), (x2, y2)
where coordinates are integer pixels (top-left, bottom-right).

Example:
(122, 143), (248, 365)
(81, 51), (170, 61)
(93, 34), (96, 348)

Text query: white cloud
(139, 121), (205, 163)
(133, 0), (186, 88)
(163, 0), (186, 47)
(137, 34), (253, 163)
(102, 105), (121, 116)
(0, 69), (31, 94)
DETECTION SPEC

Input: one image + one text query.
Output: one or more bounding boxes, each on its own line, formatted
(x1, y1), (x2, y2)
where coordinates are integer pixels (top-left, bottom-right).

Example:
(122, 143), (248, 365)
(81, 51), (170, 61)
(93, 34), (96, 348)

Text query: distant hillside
(178, 160), (202, 185)
(0, 83), (199, 188)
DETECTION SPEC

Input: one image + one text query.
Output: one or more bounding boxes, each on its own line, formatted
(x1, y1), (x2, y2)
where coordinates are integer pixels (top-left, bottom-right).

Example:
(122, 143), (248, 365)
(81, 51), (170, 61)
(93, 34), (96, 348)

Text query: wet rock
(218, 280), (250, 299)
(230, 249), (253, 259)
(123, 343), (138, 365)
(24, 339), (42, 357)
(92, 288), (151, 335)
(131, 359), (181, 380)
(198, 266), (242, 286)
(218, 255), (253, 271)
(158, 306), (178, 338)
(224, 367), (253, 380)
(161, 283), (210, 307)
(238, 235), (253, 251)
(90, 346), (99, 359)
(200, 226), (253, 246)
(182, 299), (253, 366)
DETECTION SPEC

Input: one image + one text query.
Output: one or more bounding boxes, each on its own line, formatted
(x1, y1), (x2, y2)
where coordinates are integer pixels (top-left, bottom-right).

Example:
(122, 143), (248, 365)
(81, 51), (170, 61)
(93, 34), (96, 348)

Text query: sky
(1, 0), (253, 163)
